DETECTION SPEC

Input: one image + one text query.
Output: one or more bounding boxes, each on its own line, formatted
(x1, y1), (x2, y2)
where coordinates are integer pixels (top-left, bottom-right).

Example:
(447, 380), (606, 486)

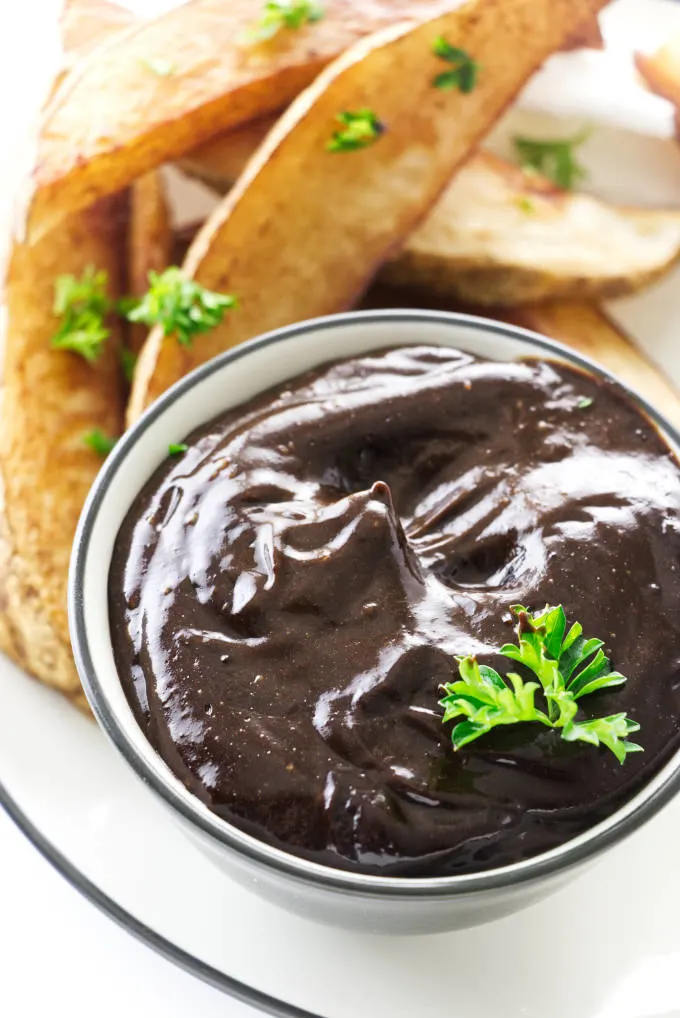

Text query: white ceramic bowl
(70, 310), (680, 935)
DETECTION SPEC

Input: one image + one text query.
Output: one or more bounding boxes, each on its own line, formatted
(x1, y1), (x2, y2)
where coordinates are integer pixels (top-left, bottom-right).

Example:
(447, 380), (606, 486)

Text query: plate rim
(0, 782), (320, 1018)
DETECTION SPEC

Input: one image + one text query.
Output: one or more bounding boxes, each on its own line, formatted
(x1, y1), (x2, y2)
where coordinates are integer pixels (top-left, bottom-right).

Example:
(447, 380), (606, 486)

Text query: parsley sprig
(83, 428), (117, 457)
(139, 56), (177, 77)
(51, 267), (237, 360)
(119, 346), (137, 384)
(440, 605), (642, 764)
(51, 267), (113, 362)
(126, 268), (237, 347)
(242, 1), (324, 44)
(513, 130), (589, 190)
(327, 110), (384, 152)
(432, 36), (479, 93)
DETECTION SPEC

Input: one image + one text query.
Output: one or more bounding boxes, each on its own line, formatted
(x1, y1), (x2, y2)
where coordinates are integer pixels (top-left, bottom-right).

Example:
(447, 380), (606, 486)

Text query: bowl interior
(71, 309), (680, 892)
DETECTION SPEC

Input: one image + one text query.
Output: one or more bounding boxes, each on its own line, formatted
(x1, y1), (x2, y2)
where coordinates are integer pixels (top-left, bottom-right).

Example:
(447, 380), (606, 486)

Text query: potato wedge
(0, 197), (126, 705)
(179, 114), (278, 194)
(562, 16), (604, 51)
(382, 151), (680, 304)
(29, 0), (465, 240)
(128, 171), (172, 353)
(128, 0), (611, 421)
(178, 24), (604, 194)
(636, 33), (680, 107)
(499, 302), (680, 429)
(178, 11), (604, 194)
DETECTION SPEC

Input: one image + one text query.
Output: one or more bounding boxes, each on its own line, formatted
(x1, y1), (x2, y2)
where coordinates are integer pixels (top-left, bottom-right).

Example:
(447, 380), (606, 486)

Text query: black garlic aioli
(110, 346), (680, 876)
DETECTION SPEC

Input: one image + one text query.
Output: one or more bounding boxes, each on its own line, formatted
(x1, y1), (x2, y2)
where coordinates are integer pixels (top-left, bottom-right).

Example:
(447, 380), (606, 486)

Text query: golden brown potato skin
(129, 0), (610, 421)
(382, 151), (680, 305)
(0, 197), (126, 703)
(28, 0), (460, 240)
(177, 13), (604, 193)
(180, 142), (680, 311)
(178, 115), (278, 193)
(128, 171), (172, 353)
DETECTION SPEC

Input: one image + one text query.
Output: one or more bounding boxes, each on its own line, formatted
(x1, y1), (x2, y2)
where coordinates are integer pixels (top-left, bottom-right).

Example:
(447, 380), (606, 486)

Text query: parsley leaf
(513, 130), (589, 190)
(242, 1), (324, 44)
(562, 713), (642, 765)
(515, 195), (535, 214)
(125, 267), (237, 347)
(168, 443), (189, 456)
(83, 429), (117, 457)
(577, 396), (594, 409)
(327, 110), (384, 153)
(432, 36), (479, 93)
(440, 605), (642, 763)
(139, 57), (176, 76)
(120, 346), (137, 384)
(51, 266), (112, 362)
(441, 656), (547, 750)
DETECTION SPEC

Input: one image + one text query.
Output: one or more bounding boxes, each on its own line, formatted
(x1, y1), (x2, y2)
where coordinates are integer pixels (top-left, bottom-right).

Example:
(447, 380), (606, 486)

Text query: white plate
(4, 2), (680, 1016)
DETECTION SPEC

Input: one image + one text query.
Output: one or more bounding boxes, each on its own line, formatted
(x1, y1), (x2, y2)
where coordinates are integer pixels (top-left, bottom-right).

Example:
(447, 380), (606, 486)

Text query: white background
(0, 808), (262, 1017)
(4, 2), (680, 1017)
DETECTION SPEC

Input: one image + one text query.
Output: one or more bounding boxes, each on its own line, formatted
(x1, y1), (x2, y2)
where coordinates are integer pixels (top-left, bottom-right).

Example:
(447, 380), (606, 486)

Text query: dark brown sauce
(109, 346), (680, 876)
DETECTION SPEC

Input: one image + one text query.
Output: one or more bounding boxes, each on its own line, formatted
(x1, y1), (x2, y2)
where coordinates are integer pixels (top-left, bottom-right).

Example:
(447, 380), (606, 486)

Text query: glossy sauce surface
(110, 346), (680, 876)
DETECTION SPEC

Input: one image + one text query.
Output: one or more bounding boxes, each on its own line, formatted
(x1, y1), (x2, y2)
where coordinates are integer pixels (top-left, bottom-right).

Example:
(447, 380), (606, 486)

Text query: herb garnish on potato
(242, 1), (325, 45)
(514, 130), (589, 190)
(126, 268), (237, 348)
(432, 35), (479, 92)
(327, 110), (385, 152)
(83, 428), (118, 456)
(51, 266), (113, 362)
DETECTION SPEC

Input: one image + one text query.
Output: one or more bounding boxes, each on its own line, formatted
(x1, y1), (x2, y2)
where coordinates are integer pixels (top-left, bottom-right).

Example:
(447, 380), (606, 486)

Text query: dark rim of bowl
(70, 308), (680, 899)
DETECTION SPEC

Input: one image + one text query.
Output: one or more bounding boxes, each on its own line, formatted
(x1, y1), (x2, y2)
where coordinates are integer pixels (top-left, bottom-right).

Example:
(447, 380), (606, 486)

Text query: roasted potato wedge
(562, 17), (604, 51)
(178, 13), (604, 193)
(128, 171), (172, 353)
(382, 151), (680, 304)
(29, 0), (463, 240)
(179, 114), (278, 193)
(181, 145), (680, 308)
(129, 0), (609, 421)
(0, 198), (126, 706)
(0, 2), (127, 705)
(636, 33), (680, 107)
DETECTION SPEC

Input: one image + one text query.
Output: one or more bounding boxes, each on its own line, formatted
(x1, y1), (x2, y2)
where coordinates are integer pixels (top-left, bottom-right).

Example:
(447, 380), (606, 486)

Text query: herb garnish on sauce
(440, 604), (642, 763)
